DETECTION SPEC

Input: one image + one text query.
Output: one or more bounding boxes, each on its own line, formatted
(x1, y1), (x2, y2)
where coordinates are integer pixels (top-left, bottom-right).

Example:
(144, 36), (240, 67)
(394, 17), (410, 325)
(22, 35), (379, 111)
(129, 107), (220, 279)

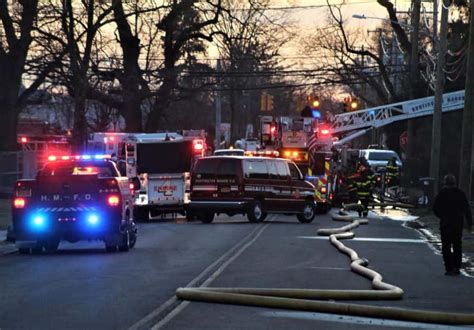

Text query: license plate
(220, 187), (230, 193)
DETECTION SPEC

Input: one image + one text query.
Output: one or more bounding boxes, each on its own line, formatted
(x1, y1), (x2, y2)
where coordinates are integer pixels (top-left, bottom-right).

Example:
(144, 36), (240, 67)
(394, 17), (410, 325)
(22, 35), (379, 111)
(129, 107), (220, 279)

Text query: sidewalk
(0, 230), (16, 255)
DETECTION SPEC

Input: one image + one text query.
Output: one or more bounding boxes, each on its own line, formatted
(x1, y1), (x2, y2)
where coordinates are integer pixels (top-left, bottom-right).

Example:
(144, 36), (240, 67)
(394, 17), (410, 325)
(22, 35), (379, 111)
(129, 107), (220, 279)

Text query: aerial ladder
(331, 90), (465, 143)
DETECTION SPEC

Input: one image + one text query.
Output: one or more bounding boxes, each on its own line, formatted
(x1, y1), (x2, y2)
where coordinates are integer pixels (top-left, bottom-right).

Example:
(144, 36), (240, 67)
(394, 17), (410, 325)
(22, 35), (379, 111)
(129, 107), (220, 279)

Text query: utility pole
(215, 59), (222, 150)
(433, 0), (439, 50)
(429, 0), (449, 196)
(406, 0), (421, 185)
(459, 0), (474, 197)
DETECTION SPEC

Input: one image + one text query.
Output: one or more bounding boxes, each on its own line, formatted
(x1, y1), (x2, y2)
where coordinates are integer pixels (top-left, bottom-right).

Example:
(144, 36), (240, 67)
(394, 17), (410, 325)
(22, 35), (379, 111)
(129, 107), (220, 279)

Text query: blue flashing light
(29, 214), (48, 231)
(94, 155), (105, 160)
(33, 215), (45, 226)
(311, 110), (321, 119)
(82, 155), (92, 160)
(87, 214), (99, 226)
(368, 110), (375, 117)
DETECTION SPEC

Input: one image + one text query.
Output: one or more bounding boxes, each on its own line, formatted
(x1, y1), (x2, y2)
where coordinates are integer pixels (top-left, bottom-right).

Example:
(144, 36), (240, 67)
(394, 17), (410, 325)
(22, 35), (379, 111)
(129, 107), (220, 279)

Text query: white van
(359, 149), (402, 171)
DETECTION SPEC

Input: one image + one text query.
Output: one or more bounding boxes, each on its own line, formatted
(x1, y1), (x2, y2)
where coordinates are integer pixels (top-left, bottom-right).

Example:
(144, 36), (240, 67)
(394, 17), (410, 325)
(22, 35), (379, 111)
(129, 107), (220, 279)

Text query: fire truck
(258, 116), (334, 213)
(123, 133), (206, 220)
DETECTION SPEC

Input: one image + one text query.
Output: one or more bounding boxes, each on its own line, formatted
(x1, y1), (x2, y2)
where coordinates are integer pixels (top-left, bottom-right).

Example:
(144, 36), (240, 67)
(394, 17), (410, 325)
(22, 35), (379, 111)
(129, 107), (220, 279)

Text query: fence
(0, 151), (39, 195)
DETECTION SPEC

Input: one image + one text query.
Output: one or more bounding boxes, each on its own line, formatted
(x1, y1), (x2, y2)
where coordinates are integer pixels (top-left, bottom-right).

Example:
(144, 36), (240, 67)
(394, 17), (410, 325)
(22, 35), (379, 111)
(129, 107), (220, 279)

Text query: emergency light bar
(48, 154), (111, 162)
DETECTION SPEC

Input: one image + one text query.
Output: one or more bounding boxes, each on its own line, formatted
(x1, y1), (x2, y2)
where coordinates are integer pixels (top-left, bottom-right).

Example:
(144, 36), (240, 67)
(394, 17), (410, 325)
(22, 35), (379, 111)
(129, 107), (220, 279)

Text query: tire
(18, 248), (30, 254)
(247, 200), (265, 223)
(118, 231), (130, 252)
(129, 229), (137, 249)
(199, 212), (214, 224)
(297, 200), (316, 223)
(43, 239), (60, 253)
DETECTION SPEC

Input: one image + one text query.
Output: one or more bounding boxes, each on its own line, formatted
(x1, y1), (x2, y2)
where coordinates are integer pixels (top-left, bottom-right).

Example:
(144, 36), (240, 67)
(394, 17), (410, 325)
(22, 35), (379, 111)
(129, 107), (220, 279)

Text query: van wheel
(200, 212), (214, 224)
(297, 201), (316, 223)
(247, 200), (265, 223)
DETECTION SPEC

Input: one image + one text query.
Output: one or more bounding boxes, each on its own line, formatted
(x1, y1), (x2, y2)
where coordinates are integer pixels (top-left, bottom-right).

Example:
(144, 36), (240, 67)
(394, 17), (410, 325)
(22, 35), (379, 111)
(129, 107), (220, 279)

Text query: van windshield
(194, 158), (219, 179)
(368, 152), (398, 161)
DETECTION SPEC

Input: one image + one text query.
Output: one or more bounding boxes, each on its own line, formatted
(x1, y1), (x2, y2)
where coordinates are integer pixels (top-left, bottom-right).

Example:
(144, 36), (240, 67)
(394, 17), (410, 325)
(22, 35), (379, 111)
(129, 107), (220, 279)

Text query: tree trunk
(0, 64), (23, 151)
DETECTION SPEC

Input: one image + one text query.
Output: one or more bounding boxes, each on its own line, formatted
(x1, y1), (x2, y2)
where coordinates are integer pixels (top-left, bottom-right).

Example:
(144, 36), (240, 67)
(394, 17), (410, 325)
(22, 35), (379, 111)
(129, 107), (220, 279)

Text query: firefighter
(385, 157), (400, 187)
(353, 158), (375, 217)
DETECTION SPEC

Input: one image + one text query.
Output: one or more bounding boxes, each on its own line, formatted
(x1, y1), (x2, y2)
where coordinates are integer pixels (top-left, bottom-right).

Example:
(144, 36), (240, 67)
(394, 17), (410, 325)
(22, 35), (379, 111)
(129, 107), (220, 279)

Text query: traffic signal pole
(459, 0), (474, 197)
(215, 59), (222, 150)
(429, 0), (449, 196)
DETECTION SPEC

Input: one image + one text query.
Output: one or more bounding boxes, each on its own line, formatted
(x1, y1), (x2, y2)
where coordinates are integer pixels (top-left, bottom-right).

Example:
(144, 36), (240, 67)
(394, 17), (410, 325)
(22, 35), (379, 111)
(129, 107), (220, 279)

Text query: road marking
(151, 218), (272, 330)
(128, 216), (274, 330)
(299, 236), (425, 243)
(261, 311), (467, 329)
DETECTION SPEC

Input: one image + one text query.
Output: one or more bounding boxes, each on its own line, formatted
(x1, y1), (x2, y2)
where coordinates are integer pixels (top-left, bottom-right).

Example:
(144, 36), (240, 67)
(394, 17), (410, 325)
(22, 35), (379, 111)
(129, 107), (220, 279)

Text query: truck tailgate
(34, 175), (100, 206)
(147, 175), (185, 205)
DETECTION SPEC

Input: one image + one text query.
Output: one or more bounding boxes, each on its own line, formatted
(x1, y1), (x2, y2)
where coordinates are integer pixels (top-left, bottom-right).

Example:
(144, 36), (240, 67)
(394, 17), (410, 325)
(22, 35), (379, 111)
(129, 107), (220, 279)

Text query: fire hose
(176, 209), (474, 325)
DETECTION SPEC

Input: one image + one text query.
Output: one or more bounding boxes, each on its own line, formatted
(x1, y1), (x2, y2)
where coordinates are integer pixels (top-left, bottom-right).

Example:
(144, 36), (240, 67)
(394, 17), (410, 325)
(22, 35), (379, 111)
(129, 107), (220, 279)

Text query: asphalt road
(1, 211), (473, 330)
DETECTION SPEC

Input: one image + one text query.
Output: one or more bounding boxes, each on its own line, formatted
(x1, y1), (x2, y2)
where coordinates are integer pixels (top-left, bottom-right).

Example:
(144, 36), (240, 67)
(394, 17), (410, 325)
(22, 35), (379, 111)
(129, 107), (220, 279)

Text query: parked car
(188, 156), (317, 223)
(358, 149), (402, 171)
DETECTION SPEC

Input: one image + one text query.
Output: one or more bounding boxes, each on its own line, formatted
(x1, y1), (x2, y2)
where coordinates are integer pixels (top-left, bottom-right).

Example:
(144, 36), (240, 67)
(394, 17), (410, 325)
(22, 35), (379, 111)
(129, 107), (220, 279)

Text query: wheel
(129, 229), (137, 249)
(18, 248), (30, 254)
(118, 231), (130, 252)
(297, 200), (316, 223)
(247, 200), (265, 223)
(199, 212), (214, 224)
(43, 239), (60, 253)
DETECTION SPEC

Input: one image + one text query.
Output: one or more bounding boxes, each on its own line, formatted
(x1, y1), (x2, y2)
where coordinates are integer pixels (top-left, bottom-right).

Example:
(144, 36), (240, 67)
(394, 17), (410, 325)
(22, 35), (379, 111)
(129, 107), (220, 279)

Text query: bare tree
(0, 1), (39, 150)
(214, 0), (294, 141)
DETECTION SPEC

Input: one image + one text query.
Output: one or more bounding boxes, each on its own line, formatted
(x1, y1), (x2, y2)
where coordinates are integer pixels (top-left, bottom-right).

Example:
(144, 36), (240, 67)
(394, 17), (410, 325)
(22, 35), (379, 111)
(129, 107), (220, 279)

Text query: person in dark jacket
(433, 174), (473, 276)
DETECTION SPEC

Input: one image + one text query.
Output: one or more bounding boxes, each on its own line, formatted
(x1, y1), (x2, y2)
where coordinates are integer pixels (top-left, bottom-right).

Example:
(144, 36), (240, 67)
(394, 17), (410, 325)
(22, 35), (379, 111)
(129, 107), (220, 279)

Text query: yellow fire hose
(176, 209), (474, 325)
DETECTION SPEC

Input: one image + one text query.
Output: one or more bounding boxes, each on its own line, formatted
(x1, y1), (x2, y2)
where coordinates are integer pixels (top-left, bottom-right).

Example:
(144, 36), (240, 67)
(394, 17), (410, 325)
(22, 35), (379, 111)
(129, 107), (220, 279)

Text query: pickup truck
(12, 155), (137, 253)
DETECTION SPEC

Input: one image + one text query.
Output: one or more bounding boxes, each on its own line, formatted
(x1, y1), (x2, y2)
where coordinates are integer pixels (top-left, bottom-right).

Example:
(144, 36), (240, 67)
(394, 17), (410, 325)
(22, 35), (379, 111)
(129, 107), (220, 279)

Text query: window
(266, 160), (280, 179)
(244, 160), (268, 179)
(288, 162), (302, 180)
(368, 152), (398, 161)
(40, 163), (115, 177)
(275, 161), (290, 179)
(193, 158), (219, 179)
(217, 159), (239, 177)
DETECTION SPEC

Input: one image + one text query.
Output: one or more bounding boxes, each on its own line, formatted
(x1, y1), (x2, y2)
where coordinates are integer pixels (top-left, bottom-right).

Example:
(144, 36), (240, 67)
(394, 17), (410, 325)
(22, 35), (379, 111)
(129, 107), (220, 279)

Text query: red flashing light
(129, 183), (135, 190)
(193, 139), (204, 152)
(270, 126), (276, 134)
(20, 137), (28, 143)
(48, 155), (57, 162)
(320, 186), (327, 193)
(109, 136), (115, 141)
(107, 195), (120, 207)
(14, 198), (25, 208)
(320, 129), (330, 135)
(61, 156), (70, 160)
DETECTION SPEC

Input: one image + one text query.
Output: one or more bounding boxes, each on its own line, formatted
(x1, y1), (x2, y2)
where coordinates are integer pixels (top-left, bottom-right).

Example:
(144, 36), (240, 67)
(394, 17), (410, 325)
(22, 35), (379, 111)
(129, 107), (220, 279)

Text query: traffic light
(311, 96), (320, 109)
(260, 92), (274, 112)
(267, 94), (274, 112)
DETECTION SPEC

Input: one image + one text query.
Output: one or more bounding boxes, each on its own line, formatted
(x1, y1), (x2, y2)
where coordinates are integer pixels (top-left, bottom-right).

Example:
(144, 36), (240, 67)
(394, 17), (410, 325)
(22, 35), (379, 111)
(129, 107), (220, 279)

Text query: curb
(0, 242), (17, 256)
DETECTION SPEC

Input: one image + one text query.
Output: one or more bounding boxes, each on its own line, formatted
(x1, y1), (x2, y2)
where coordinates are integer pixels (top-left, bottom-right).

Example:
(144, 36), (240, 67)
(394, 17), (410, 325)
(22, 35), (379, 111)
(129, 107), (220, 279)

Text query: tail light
(14, 198), (26, 208)
(193, 139), (204, 153)
(129, 183), (135, 191)
(107, 195), (120, 207)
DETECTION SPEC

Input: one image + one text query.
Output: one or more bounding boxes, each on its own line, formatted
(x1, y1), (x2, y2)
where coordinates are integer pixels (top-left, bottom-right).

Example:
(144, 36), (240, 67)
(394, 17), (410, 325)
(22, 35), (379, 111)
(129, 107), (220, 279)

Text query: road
(1, 211), (473, 330)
